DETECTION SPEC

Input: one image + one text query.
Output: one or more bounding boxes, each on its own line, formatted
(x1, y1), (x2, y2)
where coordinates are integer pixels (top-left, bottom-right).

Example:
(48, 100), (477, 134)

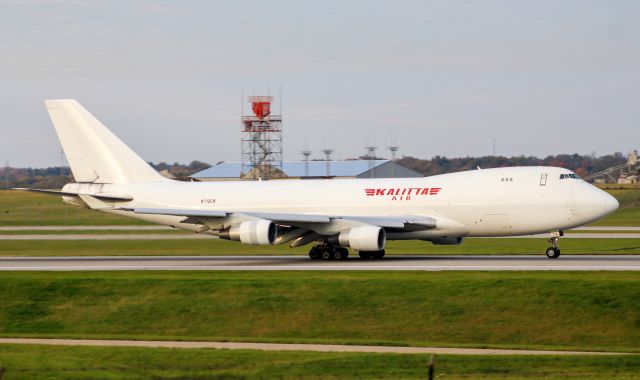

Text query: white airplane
(19, 100), (619, 260)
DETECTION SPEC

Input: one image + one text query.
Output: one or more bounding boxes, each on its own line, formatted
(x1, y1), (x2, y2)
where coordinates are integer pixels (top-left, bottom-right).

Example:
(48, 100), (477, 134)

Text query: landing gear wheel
(373, 249), (385, 259)
(321, 247), (333, 260)
(546, 233), (562, 259)
(546, 247), (560, 259)
(308, 246), (321, 260)
(333, 248), (349, 260)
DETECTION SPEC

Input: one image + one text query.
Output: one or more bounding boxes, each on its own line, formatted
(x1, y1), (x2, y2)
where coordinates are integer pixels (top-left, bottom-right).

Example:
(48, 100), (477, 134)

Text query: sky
(1, 0), (639, 168)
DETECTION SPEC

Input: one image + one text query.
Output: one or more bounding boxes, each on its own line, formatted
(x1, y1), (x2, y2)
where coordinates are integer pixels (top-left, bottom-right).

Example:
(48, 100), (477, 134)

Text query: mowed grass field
(0, 271), (638, 353)
(0, 190), (147, 226)
(0, 344), (639, 379)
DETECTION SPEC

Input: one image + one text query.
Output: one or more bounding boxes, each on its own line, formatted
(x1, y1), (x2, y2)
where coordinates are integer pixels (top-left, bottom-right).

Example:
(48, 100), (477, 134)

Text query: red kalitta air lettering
(364, 187), (441, 201)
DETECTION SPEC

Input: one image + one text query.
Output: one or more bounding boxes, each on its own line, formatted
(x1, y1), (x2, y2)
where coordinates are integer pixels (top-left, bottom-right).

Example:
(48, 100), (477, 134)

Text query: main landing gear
(308, 243), (349, 260)
(308, 243), (386, 260)
(545, 231), (563, 259)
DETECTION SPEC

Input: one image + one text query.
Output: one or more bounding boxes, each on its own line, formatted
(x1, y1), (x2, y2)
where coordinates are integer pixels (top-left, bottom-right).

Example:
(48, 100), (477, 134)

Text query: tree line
(0, 160), (211, 189)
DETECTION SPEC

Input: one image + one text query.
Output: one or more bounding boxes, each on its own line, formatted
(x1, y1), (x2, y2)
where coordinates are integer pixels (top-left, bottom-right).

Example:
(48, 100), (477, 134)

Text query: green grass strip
(0, 271), (638, 352)
(0, 344), (639, 379)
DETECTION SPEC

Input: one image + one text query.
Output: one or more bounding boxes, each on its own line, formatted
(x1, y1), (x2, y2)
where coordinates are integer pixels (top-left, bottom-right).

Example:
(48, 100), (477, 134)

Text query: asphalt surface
(1, 255), (639, 271)
(2, 232), (640, 240)
(1, 225), (639, 231)
(0, 338), (624, 356)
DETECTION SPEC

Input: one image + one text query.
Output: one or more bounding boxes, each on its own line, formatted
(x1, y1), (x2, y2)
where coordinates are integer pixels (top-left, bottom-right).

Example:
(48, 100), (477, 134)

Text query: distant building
(583, 150), (639, 184)
(191, 160), (423, 181)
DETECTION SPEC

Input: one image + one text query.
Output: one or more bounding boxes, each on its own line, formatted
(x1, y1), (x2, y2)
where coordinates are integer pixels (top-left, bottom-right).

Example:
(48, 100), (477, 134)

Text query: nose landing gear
(545, 231), (563, 259)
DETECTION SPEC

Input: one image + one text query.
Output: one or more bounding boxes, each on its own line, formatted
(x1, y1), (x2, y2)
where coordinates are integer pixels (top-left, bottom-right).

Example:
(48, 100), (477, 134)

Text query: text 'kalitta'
(364, 187), (441, 201)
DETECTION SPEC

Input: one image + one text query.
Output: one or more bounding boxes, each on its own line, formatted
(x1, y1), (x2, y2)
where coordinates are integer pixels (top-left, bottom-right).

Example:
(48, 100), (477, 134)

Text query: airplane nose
(604, 192), (619, 214)
(574, 183), (618, 223)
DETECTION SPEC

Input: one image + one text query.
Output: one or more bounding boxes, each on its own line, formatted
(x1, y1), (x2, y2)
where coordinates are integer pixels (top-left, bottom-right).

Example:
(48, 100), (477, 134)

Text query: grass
(1, 237), (640, 256)
(0, 271), (638, 352)
(1, 188), (639, 227)
(0, 190), (147, 226)
(0, 344), (639, 379)
(590, 188), (640, 226)
(0, 229), (187, 235)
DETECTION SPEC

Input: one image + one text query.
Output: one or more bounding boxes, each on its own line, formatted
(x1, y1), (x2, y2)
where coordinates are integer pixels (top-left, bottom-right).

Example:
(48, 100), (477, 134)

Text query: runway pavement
(1, 255), (639, 271)
(2, 232), (640, 240)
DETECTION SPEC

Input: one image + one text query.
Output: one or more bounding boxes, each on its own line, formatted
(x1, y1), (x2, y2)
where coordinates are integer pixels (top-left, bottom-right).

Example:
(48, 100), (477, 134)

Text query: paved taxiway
(0, 338), (624, 356)
(2, 233), (640, 240)
(1, 255), (639, 271)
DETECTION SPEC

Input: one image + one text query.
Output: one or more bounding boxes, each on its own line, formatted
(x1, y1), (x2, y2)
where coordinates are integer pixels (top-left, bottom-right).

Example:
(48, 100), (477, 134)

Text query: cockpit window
(560, 173), (579, 179)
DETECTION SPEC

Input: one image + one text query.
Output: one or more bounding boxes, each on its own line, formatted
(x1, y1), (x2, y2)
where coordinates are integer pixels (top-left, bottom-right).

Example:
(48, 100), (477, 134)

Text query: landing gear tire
(321, 248), (333, 260)
(546, 247), (560, 259)
(333, 247), (349, 260)
(546, 233), (562, 259)
(308, 246), (321, 260)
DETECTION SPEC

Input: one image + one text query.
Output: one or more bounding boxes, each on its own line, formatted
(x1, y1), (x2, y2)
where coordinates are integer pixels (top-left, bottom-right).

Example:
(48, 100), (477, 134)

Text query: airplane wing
(126, 207), (436, 231)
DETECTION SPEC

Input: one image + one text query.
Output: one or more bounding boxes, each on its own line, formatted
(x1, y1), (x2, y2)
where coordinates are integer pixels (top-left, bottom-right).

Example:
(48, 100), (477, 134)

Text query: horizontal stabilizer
(13, 188), (133, 202)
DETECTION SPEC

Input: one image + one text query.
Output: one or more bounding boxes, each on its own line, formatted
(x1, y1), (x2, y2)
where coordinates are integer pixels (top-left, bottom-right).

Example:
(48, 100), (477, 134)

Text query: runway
(2, 233), (640, 240)
(1, 255), (639, 271)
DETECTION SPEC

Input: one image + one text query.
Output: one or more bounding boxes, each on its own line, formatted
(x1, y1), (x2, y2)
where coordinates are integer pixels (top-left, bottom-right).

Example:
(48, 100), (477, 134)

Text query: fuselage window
(540, 173), (547, 186)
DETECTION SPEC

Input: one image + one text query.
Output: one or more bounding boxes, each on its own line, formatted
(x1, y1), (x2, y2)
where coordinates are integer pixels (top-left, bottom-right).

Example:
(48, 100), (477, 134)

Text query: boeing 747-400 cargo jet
(18, 100), (619, 259)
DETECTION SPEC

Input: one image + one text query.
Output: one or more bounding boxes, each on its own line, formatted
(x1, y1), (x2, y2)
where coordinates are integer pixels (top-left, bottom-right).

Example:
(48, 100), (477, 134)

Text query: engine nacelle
(430, 237), (464, 245)
(219, 220), (276, 245)
(338, 226), (386, 251)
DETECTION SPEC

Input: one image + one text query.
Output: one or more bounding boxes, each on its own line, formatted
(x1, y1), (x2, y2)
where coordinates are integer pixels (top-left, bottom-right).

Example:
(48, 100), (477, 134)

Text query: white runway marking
(1, 255), (639, 271)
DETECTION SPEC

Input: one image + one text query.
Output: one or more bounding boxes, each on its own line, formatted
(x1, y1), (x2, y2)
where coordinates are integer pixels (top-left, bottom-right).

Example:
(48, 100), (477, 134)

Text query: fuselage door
(540, 173), (548, 186)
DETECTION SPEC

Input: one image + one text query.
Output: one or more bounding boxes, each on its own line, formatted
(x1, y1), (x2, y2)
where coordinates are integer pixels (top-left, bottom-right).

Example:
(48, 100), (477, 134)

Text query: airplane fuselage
(64, 165), (617, 241)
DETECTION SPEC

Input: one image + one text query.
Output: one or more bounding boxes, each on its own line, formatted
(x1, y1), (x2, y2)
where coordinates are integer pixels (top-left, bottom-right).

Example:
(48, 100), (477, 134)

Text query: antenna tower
(241, 95), (283, 180)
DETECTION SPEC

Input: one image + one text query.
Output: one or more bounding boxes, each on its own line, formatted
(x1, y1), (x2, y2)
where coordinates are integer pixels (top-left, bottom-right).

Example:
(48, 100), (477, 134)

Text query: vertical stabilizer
(45, 99), (164, 184)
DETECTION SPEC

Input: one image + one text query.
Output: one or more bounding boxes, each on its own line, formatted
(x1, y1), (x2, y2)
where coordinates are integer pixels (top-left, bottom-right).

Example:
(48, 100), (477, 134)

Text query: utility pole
(301, 150), (311, 178)
(323, 149), (333, 178)
(366, 146), (377, 178)
(388, 146), (399, 178)
(2, 159), (8, 190)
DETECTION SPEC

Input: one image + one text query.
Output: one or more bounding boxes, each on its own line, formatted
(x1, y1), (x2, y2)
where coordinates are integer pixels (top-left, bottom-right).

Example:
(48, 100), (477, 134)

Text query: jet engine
(338, 226), (386, 251)
(218, 220), (277, 245)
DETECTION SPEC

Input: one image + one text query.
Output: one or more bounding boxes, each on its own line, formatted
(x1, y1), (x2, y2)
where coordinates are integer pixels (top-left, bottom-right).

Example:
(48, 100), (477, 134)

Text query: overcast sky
(1, 0), (638, 167)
